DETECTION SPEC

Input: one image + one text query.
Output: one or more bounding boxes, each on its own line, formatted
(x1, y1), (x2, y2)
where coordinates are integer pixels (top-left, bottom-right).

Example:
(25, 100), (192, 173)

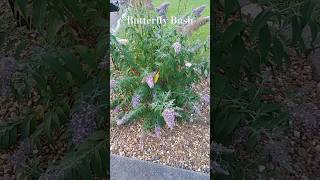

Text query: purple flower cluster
(162, 108), (179, 129)
(10, 139), (33, 170)
(145, 71), (156, 88)
(70, 103), (97, 145)
(145, 0), (154, 10)
(156, 2), (170, 20)
(155, 125), (161, 138)
(131, 95), (141, 108)
(192, 5), (206, 17)
(201, 93), (210, 104)
(0, 57), (17, 97)
(113, 105), (121, 114)
(110, 79), (117, 90)
(172, 42), (182, 54)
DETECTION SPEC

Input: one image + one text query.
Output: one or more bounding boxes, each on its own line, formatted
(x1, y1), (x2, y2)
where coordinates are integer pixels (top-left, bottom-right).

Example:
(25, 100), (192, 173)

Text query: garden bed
(110, 78), (210, 174)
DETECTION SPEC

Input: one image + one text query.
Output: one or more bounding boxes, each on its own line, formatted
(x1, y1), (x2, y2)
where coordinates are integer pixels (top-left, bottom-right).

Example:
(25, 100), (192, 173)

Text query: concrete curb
(110, 154), (210, 180)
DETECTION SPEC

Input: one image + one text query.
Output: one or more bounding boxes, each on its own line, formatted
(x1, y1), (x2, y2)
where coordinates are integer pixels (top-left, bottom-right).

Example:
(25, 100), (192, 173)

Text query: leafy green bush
(0, 0), (108, 179)
(213, 0), (319, 178)
(110, 5), (209, 131)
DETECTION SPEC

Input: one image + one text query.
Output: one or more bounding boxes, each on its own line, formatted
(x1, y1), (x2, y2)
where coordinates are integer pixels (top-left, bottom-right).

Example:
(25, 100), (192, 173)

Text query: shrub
(213, 0), (319, 178)
(110, 4), (210, 132)
(0, 0), (108, 179)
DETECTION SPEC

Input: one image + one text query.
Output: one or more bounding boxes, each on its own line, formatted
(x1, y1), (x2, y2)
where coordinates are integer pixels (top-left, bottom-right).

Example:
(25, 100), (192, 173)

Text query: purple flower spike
(132, 95), (141, 108)
(70, 103), (97, 145)
(192, 5), (206, 17)
(172, 42), (182, 54)
(110, 79), (117, 90)
(113, 105), (121, 114)
(145, 72), (156, 88)
(156, 2), (169, 19)
(201, 93), (210, 104)
(155, 125), (161, 138)
(10, 139), (33, 170)
(162, 108), (179, 129)
(145, 0), (154, 10)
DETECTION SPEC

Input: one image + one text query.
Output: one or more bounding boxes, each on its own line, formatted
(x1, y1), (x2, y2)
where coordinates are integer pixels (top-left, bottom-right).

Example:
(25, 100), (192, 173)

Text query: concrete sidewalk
(110, 154), (210, 180)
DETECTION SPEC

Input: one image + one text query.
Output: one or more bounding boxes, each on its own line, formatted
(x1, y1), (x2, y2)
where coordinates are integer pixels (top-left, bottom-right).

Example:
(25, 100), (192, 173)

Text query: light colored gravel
(110, 119), (210, 173)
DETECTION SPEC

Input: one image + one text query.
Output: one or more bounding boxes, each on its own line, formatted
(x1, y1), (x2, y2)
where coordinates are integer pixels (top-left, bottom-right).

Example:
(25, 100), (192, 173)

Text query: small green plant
(110, 4), (209, 132)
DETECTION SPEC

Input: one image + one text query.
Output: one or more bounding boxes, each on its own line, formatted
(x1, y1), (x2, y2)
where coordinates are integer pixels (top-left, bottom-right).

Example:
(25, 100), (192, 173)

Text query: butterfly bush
(0, 57), (17, 97)
(145, 0), (154, 10)
(172, 42), (182, 54)
(110, 79), (117, 90)
(162, 108), (180, 129)
(192, 5), (206, 17)
(145, 71), (156, 88)
(110, 3), (210, 131)
(70, 103), (97, 145)
(132, 94), (141, 108)
(10, 139), (33, 170)
(155, 125), (161, 138)
(156, 2), (169, 20)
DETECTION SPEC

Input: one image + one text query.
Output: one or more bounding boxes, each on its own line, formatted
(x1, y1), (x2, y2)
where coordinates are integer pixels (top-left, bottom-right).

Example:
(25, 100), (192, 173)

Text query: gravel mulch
(110, 119), (210, 174)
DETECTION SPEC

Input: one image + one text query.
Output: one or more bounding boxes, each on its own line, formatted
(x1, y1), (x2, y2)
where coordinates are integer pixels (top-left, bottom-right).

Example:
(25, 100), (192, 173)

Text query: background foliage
(213, 0), (319, 178)
(0, 0), (108, 179)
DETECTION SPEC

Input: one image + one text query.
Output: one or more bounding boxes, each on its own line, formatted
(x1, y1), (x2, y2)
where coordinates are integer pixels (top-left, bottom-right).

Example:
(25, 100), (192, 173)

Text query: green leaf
(22, 118), (31, 137)
(78, 160), (93, 180)
(32, 0), (47, 30)
(47, 11), (65, 43)
(259, 25), (271, 59)
(0, 32), (6, 48)
(76, 46), (98, 71)
(99, 148), (108, 176)
(9, 126), (17, 145)
(251, 9), (274, 39)
(260, 103), (280, 113)
(301, 0), (313, 26)
(223, 21), (246, 45)
(247, 131), (260, 150)
(42, 54), (68, 84)
(92, 150), (104, 177)
(2, 132), (9, 148)
(272, 36), (286, 66)
(61, 51), (86, 83)
(292, 15), (301, 43)
(14, 41), (26, 60)
(224, 0), (239, 18)
(15, 0), (27, 17)
(309, 20), (319, 46)
(62, 0), (85, 24)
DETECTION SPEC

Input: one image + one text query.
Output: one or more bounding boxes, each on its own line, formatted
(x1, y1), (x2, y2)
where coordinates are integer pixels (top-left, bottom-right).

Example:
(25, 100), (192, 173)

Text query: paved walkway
(110, 154), (210, 180)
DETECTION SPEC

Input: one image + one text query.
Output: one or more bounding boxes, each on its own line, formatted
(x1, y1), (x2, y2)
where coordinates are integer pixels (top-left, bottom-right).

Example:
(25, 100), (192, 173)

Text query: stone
(315, 145), (320, 152)
(293, 130), (300, 138)
(258, 165), (266, 172)
(241, 3), (262, 22)
(302, 25), (320, 49)
(308, 48), (320, 82)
